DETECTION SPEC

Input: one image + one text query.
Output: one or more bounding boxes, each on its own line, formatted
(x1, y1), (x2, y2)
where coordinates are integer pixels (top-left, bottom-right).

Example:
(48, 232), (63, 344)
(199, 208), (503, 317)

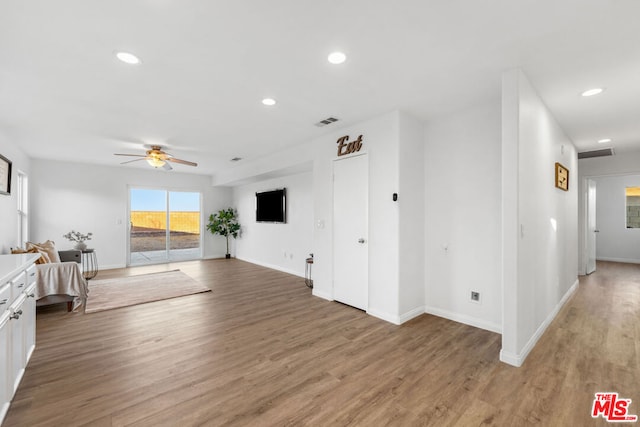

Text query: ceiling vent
(578, 148), (615, 159)
(315, 117), (339, 127)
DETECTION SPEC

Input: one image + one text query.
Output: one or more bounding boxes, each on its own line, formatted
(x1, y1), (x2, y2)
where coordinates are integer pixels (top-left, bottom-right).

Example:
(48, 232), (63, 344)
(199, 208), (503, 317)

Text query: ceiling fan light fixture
(146, 157), (165, 168)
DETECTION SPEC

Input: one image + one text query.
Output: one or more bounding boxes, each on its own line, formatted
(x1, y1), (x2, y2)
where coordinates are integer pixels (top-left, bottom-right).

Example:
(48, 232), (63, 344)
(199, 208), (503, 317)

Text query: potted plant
(63, 230), (93, 251)
(206, 208), (240, 259)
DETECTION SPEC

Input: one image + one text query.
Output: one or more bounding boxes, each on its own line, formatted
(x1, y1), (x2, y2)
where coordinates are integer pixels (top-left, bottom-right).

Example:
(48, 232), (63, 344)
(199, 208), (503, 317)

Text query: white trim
(398, 306), (425, 324)
(0, 402), (10, 427)
(425, 306), (502, 334)
(366, 307), (425, 325)
(499, 349), (521, 366)
(312, 288), (333, 301)
(367, 308), (402, 325)
(500, 278), (579, 367)
(596, 257), (640, 264)
(202, 255), (227, 260)
(99, 263), (127, 271)
(235, 256), (304, 278)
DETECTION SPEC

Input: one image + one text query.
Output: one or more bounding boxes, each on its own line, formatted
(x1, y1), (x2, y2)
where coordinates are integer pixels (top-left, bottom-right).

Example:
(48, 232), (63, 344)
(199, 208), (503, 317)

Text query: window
(17, 171), (28, 246)
(625, 186), (640, 228)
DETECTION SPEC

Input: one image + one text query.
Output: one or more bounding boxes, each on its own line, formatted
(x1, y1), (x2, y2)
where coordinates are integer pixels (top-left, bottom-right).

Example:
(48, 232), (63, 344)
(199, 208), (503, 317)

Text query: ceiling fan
(114, 145), (198, 170)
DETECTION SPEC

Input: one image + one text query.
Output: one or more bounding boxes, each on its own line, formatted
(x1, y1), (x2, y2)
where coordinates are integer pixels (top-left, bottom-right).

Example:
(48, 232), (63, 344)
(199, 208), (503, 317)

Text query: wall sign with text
(336, 135), (363, 157)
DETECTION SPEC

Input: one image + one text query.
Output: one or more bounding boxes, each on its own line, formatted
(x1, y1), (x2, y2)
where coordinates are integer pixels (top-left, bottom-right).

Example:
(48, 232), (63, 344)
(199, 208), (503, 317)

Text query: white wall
(592, 175), (640, 263)
(222, 110), (425, 324)
(30, 159), (232, 269)
(312, 111), (402, 321)
(578, 151), (640, 273)
(0, 137), (30, 253)
(232, 172), (313, 277)
(398, 113), (425, 320)
(501, 69), (579, 367)
(424, 102), (502, 333)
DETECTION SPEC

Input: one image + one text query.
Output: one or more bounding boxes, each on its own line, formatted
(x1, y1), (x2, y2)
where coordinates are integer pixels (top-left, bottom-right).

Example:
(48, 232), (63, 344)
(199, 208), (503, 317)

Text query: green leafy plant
(206, 208), (240, 258)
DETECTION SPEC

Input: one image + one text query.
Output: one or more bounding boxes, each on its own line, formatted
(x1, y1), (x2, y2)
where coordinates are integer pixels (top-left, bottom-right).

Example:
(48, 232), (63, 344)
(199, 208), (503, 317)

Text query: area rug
(85, 270), (211, 313)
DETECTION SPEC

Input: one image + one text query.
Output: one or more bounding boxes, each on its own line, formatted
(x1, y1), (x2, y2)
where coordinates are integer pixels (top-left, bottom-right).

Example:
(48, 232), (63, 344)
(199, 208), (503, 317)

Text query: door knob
(594, 230), (600, 233)
(358, 238), (366, 244)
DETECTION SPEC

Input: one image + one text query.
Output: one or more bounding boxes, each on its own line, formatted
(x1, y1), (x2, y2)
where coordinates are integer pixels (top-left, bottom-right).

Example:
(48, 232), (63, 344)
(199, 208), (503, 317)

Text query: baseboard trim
(312, 289), (333, 301)
(500, 278), (579, 367)
(367, 308), (401, 325)
(424, 306), (502, 334)
(399, 306), (426, 324)
(100, 263), (126, 271)
(596, 257), (640, 264)
(235, 256), (305, 278)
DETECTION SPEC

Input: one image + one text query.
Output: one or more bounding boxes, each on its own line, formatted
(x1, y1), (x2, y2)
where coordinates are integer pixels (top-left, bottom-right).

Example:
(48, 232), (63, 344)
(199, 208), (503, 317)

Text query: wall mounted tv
(256, 188), (286, 223)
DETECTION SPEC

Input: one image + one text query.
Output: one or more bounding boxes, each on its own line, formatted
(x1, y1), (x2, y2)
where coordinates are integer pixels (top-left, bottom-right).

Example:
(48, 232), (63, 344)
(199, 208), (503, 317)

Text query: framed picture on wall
(0, 153), (12, 195)
(555, 162), (569, 191)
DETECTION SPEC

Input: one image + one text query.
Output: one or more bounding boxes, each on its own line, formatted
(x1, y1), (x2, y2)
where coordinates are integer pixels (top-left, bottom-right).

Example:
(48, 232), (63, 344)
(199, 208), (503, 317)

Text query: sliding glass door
(129, 188), (202, 265)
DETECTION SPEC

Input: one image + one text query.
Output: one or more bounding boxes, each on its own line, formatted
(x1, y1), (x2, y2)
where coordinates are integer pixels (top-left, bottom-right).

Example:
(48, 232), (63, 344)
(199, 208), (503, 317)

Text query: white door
(333, 154), (368, 310)
(586, 179), (597, 274)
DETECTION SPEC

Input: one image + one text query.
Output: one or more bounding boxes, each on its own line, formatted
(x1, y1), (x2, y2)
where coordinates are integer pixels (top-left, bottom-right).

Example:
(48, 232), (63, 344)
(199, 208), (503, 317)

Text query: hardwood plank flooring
(3, 260), (639, 426)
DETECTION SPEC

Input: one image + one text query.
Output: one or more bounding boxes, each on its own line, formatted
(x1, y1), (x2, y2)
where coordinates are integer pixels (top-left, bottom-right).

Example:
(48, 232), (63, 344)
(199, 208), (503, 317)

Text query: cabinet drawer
(26, 265), (37, 286)
(0, 283), (9, 311)
(10, 272), (27, 303)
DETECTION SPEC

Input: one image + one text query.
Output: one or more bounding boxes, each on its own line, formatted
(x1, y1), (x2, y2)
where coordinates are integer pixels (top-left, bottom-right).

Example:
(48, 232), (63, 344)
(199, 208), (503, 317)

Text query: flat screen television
(256, 188), (286, 223)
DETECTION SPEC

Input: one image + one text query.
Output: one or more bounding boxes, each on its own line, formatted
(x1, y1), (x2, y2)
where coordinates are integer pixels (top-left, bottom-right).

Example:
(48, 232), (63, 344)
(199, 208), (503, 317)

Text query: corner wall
(232, 172), (313, 277)
(424, 102), (502, 333)
(501, 69), (578, 367)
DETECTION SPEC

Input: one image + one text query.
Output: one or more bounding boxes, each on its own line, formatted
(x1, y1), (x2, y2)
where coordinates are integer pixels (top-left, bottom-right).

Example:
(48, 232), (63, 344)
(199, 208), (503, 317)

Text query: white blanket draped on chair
(35, 262), (88, 311)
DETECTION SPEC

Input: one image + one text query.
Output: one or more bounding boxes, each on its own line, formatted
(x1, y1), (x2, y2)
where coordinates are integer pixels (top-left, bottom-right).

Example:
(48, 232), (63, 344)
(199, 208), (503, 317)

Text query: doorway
(332, 154), (368, 310)
(128, 188), (202, 265)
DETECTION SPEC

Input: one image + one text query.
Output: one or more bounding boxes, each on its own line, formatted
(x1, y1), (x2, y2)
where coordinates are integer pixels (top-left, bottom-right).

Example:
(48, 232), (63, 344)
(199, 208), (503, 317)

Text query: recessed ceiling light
(115, 51), (141, 65)
(581, 88), (604, 97)
(328, 52), (346, 64)
(262, 98), (276, 106)
(597, 138), (612, 144)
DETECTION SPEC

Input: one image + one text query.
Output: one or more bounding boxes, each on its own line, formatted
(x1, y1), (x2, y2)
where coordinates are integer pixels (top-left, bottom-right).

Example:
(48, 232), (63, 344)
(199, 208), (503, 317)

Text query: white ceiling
(1, 1), (639, 176)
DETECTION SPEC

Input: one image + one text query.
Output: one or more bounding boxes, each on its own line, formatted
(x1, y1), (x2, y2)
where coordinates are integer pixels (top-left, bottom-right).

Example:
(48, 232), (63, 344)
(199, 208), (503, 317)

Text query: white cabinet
(0, 254), (39, 426)
(0, 308), (11, 424)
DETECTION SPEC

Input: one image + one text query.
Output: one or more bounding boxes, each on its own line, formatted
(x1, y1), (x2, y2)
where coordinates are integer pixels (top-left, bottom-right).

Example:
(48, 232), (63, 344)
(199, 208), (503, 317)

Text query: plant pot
(225, 254), (231, 259)
(74, 242), (87, 251)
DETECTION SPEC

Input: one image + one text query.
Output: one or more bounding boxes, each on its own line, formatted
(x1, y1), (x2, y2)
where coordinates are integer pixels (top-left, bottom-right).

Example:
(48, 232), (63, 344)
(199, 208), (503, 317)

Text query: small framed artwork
(555, 162), (569, 191)
(0, 154), (12, 195)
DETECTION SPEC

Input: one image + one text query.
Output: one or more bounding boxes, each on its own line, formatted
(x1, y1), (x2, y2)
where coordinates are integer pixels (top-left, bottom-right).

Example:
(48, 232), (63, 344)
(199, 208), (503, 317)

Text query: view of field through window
(130, 189), (201, 254)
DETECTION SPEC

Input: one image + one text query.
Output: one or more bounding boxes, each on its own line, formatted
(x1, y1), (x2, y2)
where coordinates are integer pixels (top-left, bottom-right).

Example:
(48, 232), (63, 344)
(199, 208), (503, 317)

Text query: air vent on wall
(315, 117), (339, 127)
(578, 148), (615, 159)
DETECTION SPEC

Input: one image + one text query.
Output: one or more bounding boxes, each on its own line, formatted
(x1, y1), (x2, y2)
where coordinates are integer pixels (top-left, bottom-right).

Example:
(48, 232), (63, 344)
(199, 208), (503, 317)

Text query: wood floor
(3, 260), (639, 426)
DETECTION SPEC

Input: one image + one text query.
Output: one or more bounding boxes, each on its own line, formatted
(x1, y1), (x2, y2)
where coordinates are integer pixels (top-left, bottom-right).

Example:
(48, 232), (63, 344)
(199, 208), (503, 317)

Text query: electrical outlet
(471, 291), (480, 303)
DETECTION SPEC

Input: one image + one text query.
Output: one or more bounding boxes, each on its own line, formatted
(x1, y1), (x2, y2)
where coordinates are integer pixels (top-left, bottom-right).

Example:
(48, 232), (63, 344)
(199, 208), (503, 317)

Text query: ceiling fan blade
(114, 153), (147, 157)
(120, 158), (147, 165)
(167, 157), (198, 167)
(162, 162), (173, 171)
